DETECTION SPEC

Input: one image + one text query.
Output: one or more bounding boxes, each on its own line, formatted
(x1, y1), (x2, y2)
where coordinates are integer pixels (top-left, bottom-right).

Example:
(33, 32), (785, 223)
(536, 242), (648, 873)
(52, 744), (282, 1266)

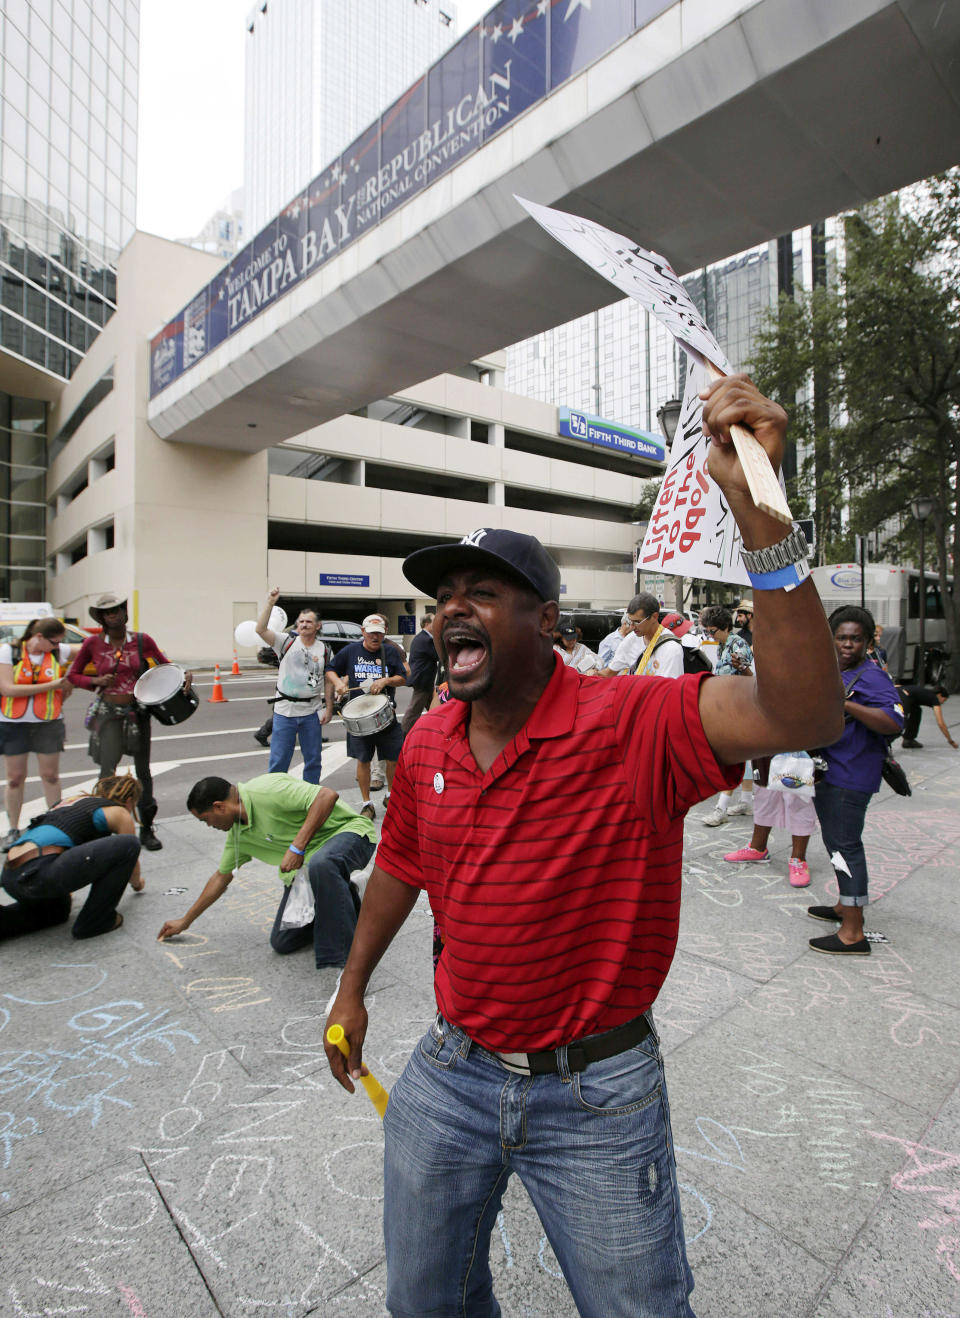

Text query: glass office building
(0, 391), (46, 602)
(506, 225), (840, 439)
(0, 0), (140, 600)
(244, 0), (457, 232)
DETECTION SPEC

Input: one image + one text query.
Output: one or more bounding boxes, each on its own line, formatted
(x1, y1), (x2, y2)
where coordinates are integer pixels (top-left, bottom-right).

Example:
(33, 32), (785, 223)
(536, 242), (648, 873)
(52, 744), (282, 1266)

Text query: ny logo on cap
(460, 529), (488, 548)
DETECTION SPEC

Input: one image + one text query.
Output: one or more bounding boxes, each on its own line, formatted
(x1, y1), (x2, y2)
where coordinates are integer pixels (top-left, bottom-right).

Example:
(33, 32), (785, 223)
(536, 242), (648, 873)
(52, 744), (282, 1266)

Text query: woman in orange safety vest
(0, 617), (81, 851)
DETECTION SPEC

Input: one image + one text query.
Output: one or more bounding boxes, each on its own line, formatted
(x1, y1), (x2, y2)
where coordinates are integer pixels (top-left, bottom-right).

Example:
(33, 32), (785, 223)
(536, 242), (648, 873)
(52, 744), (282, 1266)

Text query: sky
(136, 0), (491, 241)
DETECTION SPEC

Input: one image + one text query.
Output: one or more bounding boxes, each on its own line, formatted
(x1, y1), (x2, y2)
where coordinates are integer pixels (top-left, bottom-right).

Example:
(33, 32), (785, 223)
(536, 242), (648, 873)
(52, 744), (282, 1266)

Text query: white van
(810, 563), (951, 681)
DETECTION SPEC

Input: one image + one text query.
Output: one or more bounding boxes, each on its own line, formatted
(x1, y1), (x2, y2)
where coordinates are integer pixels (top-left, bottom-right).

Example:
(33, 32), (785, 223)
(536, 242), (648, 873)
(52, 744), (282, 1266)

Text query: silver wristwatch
(740, 526), (809, 575)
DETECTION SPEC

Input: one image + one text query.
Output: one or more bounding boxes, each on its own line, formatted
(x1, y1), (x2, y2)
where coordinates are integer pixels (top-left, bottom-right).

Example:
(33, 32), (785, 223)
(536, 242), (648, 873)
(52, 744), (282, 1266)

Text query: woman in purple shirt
(808, 606), (904, 956)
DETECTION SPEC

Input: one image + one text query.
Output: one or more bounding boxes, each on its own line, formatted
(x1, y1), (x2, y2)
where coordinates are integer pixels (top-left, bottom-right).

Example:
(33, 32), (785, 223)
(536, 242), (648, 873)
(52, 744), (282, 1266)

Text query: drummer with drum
(255, 588), (338, 783)
(67, 592), (191, 851)
(331, 615), (406, 821)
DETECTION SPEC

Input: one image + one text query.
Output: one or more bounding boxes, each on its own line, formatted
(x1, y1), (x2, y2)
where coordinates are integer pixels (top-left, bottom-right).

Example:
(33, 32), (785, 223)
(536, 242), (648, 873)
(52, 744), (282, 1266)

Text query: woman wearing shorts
(0, 617), (78, 849)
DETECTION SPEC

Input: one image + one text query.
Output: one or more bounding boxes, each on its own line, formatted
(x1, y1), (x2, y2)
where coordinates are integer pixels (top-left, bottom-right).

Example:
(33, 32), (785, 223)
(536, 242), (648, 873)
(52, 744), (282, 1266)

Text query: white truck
(810, 563), (950, 682)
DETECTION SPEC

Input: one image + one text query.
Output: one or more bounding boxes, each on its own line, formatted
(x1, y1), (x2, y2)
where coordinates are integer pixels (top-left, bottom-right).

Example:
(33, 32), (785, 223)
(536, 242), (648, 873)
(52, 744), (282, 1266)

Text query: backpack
(653, 632), (712, 676)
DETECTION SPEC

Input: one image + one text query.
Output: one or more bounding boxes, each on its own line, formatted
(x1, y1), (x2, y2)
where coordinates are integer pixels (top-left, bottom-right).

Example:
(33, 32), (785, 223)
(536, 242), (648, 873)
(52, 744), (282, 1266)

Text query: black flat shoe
(807, 906), (842, 922)
(901, 739), (922, 749)
(809, 932), (870, 955)
(139, 827), (163, 851)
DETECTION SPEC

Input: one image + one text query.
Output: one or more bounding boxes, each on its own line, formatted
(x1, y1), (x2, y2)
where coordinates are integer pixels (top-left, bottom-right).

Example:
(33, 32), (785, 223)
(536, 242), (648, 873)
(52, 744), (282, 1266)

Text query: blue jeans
(268, 710), (323, 783)
(814, 782), (871, 906)
(269, 830), (373, 967)
(383, 1015), (695, 1318)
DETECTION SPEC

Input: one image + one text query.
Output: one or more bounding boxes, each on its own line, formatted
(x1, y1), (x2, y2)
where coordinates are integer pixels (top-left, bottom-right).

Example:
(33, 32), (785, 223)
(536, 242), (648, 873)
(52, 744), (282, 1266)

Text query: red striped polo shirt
(376, 653), (741, 1052)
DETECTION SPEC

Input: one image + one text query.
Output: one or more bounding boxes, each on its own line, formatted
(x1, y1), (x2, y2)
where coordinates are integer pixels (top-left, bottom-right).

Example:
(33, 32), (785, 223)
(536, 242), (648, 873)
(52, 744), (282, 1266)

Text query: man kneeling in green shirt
(157, 774), (376, 967)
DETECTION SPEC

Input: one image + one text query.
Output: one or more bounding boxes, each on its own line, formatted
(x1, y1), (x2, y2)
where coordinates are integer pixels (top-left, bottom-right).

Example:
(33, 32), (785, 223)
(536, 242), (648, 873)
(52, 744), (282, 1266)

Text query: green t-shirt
(218, 773), (376, 885)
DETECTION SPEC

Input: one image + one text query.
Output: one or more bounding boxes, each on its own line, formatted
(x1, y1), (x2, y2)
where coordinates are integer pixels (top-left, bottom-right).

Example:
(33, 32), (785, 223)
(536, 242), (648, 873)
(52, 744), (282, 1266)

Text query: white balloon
(269, 606), (288, 631)
(234, 620), (261, 649)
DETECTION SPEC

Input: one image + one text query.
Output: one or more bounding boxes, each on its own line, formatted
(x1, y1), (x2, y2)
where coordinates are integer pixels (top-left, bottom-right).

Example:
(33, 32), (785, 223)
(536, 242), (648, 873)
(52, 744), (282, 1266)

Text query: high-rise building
(0, 0), (140, 602)
(506, 225), (841, 441)
(177, 189), (246, 262)
(244, 0), (458, 232)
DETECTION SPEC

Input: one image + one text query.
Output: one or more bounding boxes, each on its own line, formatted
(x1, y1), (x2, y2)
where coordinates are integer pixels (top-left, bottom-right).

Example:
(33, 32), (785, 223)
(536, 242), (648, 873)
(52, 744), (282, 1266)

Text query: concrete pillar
(488, 481), (505, 506)
(489, 423), (505, 448)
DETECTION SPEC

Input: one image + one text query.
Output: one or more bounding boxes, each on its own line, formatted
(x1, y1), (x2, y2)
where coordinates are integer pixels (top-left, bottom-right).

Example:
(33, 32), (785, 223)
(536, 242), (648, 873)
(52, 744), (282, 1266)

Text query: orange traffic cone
(230, 650), (241, 676)
(208, 663), (228, 703)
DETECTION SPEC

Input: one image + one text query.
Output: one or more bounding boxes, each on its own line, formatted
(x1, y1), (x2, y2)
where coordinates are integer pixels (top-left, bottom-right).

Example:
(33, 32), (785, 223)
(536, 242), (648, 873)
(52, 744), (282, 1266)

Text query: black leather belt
(486, 1013), (653, 1077)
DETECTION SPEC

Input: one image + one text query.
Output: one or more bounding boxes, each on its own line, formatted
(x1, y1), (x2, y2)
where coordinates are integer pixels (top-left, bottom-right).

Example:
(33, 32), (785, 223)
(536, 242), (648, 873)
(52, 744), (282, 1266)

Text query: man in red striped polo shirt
(325, 375), (844, 1317)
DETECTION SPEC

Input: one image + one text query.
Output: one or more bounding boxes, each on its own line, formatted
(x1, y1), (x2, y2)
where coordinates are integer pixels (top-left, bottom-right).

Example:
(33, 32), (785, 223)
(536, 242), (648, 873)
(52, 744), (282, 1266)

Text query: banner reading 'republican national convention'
(149, 0), (675, 399)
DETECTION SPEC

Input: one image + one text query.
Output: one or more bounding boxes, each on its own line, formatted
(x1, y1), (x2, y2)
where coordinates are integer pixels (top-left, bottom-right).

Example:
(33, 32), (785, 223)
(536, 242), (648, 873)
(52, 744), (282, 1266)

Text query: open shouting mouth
(443, 627), (489, 678)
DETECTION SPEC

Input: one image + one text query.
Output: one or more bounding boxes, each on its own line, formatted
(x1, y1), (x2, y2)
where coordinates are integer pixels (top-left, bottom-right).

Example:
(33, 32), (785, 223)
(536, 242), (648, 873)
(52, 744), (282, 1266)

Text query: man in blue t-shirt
(332, 616), (406, 820)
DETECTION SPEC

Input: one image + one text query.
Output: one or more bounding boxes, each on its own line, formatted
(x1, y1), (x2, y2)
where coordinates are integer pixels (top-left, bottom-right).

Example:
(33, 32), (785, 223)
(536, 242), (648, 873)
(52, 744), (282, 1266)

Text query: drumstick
(326, 1025), (390, 1118)
(705, 362), (792, 525)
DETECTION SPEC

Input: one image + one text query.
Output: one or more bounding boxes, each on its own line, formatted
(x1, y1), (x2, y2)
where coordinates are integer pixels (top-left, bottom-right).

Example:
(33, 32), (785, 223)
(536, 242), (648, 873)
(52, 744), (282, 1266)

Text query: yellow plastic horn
(326, 1024), (389, 1119)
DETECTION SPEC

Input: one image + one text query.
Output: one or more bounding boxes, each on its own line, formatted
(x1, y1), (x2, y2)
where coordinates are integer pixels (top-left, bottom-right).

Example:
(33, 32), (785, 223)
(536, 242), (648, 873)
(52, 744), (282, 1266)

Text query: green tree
(751, 170), (960, 686)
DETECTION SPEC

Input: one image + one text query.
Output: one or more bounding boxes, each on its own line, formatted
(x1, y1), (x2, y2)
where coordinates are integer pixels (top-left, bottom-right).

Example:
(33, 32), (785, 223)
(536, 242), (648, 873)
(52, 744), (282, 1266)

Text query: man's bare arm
(697, 376), (844, 764)
(278, 787), (339, 872)
(157, 869), (234, 940)
(934, 704), (958, 748)
(323, 866), (420, 1092)
(256, 587), (281, 647)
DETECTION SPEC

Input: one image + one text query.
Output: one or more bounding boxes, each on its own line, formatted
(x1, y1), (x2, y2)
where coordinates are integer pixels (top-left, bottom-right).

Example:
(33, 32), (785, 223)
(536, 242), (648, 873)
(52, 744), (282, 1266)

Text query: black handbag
(881, 749), (911, 797)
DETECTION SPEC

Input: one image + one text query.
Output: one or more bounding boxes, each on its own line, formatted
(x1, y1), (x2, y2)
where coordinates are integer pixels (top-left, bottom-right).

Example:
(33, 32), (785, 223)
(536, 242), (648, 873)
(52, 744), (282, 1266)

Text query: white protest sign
(517, 196), (731, 372)
(640, 359), (749, 585)
(517, 198), (793, 545)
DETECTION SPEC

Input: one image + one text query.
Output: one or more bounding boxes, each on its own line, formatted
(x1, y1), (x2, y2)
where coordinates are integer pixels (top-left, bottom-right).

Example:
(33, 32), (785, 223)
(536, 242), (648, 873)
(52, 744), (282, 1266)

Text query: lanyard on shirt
(634, 625), (665, 676)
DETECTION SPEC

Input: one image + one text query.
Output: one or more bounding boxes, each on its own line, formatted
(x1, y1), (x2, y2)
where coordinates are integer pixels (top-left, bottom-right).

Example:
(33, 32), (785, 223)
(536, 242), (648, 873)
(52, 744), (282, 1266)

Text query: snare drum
(133, 663), (198, 726)
(340, 693), (395, 737)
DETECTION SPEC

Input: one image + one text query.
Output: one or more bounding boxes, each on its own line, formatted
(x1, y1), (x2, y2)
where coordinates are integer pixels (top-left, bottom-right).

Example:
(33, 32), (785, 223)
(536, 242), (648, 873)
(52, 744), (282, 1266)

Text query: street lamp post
(655, 399), (684, 612)
(910, 496), (934, 681)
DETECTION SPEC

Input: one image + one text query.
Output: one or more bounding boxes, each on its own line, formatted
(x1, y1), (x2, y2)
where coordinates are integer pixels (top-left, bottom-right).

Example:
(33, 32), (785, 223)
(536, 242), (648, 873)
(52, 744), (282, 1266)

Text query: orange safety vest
(1, 647), (64, 720)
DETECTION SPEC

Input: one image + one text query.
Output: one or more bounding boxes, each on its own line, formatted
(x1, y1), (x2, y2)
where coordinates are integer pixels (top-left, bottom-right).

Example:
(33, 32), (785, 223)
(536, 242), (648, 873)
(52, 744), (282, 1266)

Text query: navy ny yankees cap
(403, 528), (561, 603)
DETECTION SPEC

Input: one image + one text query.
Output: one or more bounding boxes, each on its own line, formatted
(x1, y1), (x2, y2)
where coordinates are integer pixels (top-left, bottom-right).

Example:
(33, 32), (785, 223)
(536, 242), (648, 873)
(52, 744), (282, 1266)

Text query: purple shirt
(822, 659), (904, 793)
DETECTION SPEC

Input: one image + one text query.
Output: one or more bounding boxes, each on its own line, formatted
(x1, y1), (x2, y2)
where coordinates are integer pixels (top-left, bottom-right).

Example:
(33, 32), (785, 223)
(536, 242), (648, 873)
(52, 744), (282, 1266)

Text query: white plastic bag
(767, 751), (815, 799)
(279, 869), (315, 928)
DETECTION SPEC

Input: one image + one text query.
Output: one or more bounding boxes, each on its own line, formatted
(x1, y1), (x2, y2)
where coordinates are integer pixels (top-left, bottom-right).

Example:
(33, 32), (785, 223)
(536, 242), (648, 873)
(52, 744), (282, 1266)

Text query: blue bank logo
(557, 408), (664, 464)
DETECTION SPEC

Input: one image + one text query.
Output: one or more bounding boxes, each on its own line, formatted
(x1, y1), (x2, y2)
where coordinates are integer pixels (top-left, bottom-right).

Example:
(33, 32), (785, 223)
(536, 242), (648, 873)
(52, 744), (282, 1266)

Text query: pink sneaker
(788, 858), (811, 887)
(723, 846), (770, 863)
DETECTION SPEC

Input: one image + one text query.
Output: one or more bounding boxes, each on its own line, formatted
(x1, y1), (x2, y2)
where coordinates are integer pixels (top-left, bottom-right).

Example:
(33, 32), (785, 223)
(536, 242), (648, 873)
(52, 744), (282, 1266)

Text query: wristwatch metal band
(740, 527), (809, 576)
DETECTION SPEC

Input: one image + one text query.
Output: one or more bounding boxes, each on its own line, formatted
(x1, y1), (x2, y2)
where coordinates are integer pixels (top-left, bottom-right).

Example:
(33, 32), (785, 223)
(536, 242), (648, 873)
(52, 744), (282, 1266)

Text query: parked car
(556, 610), (623, 649)
(0, 620), (89, 648)
(319, 620), (364, 654)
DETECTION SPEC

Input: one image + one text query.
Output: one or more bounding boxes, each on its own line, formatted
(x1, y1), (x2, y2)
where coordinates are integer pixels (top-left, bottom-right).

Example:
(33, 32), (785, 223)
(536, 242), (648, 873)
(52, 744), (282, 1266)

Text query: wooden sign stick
(705, 361), (793, 526)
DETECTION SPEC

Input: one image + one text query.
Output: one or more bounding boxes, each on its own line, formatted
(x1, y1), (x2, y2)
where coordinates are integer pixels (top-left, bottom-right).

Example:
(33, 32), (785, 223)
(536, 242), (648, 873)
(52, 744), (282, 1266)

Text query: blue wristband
(288, 844), (305, 856)
(745, 560), (810, 592)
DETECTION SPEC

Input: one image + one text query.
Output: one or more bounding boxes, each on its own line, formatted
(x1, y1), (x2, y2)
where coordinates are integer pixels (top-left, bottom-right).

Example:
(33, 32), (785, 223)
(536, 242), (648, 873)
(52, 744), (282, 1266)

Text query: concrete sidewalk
(2, 710), (959, 1317)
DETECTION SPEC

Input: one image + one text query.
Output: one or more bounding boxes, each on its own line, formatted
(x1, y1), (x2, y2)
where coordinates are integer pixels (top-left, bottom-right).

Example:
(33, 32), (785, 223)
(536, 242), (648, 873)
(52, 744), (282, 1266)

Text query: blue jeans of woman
(268, 711), (323, 783)
(382, 1014), (695, 1318)
(269, 830), (373, 967)
(814, 781), (871, 906)
(2, 834), (141, 938)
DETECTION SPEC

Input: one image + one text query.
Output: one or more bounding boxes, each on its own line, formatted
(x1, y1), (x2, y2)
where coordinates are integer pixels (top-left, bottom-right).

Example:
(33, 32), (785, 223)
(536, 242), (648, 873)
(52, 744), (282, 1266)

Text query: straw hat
(89, 592), (128, 623)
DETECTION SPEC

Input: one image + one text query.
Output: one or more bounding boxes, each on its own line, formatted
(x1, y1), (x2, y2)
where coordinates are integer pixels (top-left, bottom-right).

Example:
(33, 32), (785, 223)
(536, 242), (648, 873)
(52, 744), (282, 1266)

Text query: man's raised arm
(256, 587), (281, 647)
(697, 376), (844, 765)
(323, 866), (420, 1093)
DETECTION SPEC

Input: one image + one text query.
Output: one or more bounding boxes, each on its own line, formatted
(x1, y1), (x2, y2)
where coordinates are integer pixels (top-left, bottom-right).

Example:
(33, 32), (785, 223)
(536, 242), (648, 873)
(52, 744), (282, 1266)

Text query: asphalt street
(0, 663), (382, 837)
